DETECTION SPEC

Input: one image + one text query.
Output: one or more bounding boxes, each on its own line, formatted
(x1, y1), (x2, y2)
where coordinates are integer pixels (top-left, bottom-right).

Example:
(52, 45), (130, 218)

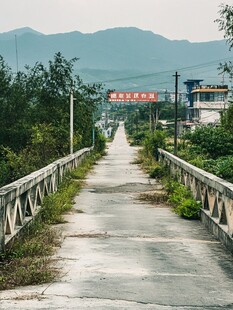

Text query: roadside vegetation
(0, 52), (108, 187)
(133, 130), (201, 219)
(0, 50), (113, 291)
(178, 120), (233, 183)
(0, 1), (232, 290)
(124, 101), (233, 217)
(0, 152), (102, 290)
(122, 4), (233, 218)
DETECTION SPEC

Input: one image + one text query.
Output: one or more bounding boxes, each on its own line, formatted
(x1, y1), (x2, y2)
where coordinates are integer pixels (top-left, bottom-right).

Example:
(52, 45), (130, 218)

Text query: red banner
(108, 92), (158, 102)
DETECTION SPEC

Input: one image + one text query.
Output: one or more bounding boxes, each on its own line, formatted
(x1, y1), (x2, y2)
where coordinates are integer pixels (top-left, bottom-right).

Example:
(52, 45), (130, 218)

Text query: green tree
(221, 104), (233, 132)
(185, 126), (233, 159)
(0, 52), (108, 186)
(216, 4), (233, 83)
(143, 130), (167, 159)
(216, 4), (233, 49)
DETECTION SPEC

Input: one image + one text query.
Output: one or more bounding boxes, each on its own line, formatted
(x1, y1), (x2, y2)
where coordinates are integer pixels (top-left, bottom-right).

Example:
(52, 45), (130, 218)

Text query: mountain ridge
(0, 27), (231, 90)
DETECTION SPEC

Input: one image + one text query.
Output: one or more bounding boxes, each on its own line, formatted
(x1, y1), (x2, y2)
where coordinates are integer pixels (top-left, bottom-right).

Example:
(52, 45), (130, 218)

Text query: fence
(158, 148), (233, 253)
(0, 147), (92, 252)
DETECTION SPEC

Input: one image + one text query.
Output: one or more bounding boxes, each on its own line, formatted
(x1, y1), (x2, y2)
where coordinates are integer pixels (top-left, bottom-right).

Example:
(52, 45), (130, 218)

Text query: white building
(190, 85), (228, 125)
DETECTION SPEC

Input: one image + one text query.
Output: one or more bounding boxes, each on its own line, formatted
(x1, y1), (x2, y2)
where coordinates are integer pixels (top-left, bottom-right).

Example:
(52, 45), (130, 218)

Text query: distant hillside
(0, 27), (231, 91)
(0, 27), (43, 40)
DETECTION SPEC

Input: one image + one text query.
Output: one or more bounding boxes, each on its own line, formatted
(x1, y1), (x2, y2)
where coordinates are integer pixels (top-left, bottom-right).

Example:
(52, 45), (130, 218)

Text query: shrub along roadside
(164, 178), (201, 219)
(0, 152), (101, 290)
(136, 149), (201, 219)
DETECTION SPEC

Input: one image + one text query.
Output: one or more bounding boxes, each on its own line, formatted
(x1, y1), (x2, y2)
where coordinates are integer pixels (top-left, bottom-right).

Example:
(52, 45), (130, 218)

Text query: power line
(83, 57), (233, 85)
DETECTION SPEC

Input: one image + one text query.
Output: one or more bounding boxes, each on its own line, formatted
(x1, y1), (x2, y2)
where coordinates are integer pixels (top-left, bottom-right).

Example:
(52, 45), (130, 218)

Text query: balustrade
(158, 148), (233, 253)
(0, 147), (92, 252)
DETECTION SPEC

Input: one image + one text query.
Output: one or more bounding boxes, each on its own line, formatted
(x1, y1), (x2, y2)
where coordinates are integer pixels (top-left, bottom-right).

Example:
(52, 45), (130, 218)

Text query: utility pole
(173, 72), (180, 156)
(15, 35), (19, 73)
(92, 112), (95, 147)
(70, 82), (75, 154)
(149, 102), (152, 132)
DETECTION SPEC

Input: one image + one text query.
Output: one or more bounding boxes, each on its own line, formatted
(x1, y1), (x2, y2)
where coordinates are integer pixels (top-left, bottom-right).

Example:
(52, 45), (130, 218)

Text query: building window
(193, 93), (197, 102)
(199, 92), (225, 102)
(215, 92), (225, 101)
(200, 92), (213, 101)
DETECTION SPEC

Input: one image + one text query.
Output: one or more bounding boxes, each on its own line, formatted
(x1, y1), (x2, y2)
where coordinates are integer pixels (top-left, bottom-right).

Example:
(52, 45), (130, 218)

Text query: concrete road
(1, 123), (233, 309)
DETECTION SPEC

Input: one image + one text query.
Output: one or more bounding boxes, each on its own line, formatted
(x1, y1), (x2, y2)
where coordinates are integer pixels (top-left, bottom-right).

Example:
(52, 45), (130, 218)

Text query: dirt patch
(94, 182), (163, 194)
(67, 232), (109, 238)
(138, 190), (168, 203)
(13, 293), (46, 301)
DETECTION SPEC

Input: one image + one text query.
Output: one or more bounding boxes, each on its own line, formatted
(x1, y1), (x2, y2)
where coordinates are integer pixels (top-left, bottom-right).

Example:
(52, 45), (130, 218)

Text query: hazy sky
(0, 0), (232, 42)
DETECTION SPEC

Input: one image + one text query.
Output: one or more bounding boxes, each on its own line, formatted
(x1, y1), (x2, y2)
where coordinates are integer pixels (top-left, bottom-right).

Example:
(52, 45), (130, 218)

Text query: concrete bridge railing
(158, 148), (233, 254)
(0, 147), (93, 252)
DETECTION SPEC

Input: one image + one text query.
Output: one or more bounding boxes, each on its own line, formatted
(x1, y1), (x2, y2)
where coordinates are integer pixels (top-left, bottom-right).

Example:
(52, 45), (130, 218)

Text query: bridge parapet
(0, 147), (92, 252)
(158, 148), (233, 253)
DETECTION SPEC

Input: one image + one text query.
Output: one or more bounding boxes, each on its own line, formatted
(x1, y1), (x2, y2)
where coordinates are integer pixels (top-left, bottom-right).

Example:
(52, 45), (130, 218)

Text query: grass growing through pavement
(0, 152), (101, 290)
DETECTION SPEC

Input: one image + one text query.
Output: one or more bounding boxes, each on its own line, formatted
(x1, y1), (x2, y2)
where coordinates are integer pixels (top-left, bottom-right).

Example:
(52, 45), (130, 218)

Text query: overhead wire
(83, 56), (233, 86)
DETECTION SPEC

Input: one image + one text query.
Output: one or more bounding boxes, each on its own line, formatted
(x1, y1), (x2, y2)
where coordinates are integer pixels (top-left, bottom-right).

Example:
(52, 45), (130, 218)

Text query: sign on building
(108, 92), (158, 102)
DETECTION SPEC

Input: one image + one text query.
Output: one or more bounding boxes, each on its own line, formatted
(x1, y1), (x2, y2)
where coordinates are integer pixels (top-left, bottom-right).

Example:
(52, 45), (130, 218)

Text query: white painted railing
(0, 147), (92, 252)
(158, 148), (233, 253)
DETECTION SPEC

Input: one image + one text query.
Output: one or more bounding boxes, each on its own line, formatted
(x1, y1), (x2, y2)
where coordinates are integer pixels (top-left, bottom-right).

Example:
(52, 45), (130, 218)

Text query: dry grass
(138, 190), (168, 204)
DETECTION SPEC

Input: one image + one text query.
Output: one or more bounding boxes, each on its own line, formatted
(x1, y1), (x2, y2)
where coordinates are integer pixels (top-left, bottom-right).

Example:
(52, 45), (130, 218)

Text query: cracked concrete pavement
(1, 122), (233, 309)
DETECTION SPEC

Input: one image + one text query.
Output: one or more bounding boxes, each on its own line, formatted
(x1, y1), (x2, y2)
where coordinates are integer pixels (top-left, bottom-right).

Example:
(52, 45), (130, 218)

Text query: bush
(167, 180), (201, 219)
(175, 198), (201, 219)
(94, 130), (106, 154)
(212, 156), (233, 183)
(149, 164), (168, 179)
(143, 130), (167, 159)
(187, 126), (233, 159)
(0, 159), (10, 187)
(131, 131), (146, 146)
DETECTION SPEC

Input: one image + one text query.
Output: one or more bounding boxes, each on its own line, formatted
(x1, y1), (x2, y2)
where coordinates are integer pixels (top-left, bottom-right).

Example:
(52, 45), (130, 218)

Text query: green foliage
(0, 53), (107, 187)
(136, 146), (201, 219)
(201, 156), (233, 183)
(185, 126), (233, 159)
(94, 130), (106, 155)
(166, 181), (201, 219)
(175, 199), (201, 219)
(216, 4), (233, 50)
(41, 152), (100, 224)
(143, 130), (167, 158)
(0, 159), (10, 187)
(131, 131), (147, 146)
(221, 104), (233, 133)
(188, 155), (206, 169)
(0, 219), (59, 290)
(1, 147), (34, 182)
(168, 183), (192, 205)
(149, 164), (168, 179)
(179, 123), (233, 183)
(214, 156), (233, 182)
(216, 5), (233, 94)
(0, 151), (101, 290)
(40, 179), (78, 225)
